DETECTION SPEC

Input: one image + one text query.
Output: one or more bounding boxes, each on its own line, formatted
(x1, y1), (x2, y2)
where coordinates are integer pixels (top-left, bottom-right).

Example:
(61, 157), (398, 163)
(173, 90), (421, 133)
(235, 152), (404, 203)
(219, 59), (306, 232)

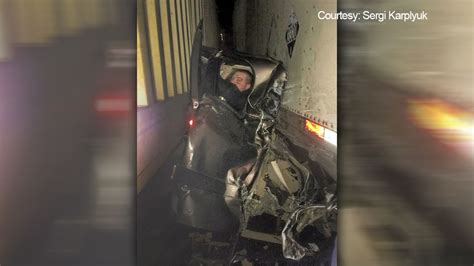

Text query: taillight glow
(305, 119), (337, 146)
(305, 120), (324, 138)
(95, 98), (130, 112)
(408, 99), (473, 142)
(95, 93), (131, 117)
(188, 119), (194, 127)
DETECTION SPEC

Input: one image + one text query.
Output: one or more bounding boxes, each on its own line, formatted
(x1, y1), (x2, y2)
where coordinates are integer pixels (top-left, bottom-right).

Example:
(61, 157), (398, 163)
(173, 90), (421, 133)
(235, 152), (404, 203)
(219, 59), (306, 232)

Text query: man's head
(230, 70), (252, 92)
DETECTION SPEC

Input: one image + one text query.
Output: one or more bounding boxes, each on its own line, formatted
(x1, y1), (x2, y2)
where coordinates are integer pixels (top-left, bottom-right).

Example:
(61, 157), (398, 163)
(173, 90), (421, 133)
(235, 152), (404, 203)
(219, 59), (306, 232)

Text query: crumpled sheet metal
(224, 126), (335, 260)
(184, 88), (337, 261)
(239, 152), (301, 224)
(281, 205), (327, 260)
(183, 95), (257, 180)
(224, 159), (255, 219)
(242, 189), (299, 222)
(241, 134), (315, 218)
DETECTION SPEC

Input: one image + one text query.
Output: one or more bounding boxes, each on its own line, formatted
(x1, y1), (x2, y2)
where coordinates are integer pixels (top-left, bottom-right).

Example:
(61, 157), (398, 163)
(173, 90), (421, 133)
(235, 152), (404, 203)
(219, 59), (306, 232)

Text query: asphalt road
(137, 142), (193, 266)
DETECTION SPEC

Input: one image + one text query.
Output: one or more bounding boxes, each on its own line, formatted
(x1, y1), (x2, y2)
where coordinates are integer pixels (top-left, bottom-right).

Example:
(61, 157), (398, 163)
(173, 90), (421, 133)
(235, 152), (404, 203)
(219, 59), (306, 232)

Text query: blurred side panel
(84, 0), (103, 29)
(0, 0), (12, 61)
(338, 0), (473, 265)
(11, 0), (36, 43)
(59, 0), (83, 35)
(105, 0), (120, 26)
(0, 0), (135, 264)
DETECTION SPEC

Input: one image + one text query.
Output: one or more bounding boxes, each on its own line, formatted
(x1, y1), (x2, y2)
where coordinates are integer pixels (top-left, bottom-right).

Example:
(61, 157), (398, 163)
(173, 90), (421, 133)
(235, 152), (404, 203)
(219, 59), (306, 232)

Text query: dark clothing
(217, 78), (250, 112)
(200, 56), (250, 112)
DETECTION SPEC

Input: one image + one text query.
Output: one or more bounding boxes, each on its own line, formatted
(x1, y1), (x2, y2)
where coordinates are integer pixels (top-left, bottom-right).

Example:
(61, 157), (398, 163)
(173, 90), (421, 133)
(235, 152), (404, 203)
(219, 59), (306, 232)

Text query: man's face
(230, 71), (251, 92)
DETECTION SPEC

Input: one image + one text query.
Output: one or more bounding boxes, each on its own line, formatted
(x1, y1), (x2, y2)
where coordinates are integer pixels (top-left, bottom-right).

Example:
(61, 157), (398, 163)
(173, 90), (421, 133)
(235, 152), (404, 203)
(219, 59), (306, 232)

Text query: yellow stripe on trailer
(137, 23), (148, 107)
(159, 0), (175, 97)
(169, 0), (183, 94)
(145, 0), (165, 100)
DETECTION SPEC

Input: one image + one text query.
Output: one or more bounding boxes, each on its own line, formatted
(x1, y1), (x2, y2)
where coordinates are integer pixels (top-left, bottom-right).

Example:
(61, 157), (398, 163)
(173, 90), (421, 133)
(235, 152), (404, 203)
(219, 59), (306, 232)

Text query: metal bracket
(192, 99), (199, 109)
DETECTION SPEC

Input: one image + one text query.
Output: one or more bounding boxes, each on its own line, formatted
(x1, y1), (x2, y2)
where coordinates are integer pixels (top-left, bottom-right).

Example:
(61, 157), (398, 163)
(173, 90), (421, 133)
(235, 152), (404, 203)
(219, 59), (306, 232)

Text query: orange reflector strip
(305, 119), (325, 138)
(305, 119), (337, 146)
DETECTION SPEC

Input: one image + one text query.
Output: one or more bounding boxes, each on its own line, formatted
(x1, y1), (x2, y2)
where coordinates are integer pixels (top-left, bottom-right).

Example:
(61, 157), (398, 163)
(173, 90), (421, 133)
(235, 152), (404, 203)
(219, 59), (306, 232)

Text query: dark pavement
(137, 142), (193, 266)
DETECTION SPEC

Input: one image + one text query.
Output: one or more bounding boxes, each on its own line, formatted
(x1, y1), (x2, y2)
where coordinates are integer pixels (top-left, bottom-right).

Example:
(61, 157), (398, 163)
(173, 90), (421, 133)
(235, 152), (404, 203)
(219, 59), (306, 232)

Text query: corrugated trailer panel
(234, 0), (337, 132)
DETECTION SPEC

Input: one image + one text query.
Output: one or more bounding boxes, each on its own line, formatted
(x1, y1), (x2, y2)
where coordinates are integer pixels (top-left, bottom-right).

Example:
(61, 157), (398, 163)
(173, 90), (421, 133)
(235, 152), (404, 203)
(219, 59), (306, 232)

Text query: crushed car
(171, 21), (337, 264)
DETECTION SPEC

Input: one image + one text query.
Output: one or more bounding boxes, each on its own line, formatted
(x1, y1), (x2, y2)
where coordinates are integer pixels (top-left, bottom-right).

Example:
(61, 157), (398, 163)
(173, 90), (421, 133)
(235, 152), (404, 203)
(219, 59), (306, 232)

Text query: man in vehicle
(220, 69), (252, 111)
(230, 70), (252, 92)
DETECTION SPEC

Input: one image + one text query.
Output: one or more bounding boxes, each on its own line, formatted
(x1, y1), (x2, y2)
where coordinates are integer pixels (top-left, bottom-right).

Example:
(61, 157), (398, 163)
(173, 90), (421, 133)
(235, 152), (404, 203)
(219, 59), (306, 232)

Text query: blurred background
(0, 0), (135, 265)
(338, 0), (473, 265)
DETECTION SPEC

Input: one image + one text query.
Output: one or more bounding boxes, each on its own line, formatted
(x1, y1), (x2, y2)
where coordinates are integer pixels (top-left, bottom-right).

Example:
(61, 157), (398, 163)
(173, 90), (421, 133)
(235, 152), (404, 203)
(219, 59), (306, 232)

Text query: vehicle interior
(219, 62), (253, 85)
(200, 54), (256, 114)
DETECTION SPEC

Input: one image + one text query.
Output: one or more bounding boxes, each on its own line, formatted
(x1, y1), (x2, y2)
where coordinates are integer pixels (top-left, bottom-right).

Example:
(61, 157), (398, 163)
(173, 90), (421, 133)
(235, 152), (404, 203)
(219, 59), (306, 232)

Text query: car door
(172, 20), (256, 233)
(189, 20), (203, 103)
